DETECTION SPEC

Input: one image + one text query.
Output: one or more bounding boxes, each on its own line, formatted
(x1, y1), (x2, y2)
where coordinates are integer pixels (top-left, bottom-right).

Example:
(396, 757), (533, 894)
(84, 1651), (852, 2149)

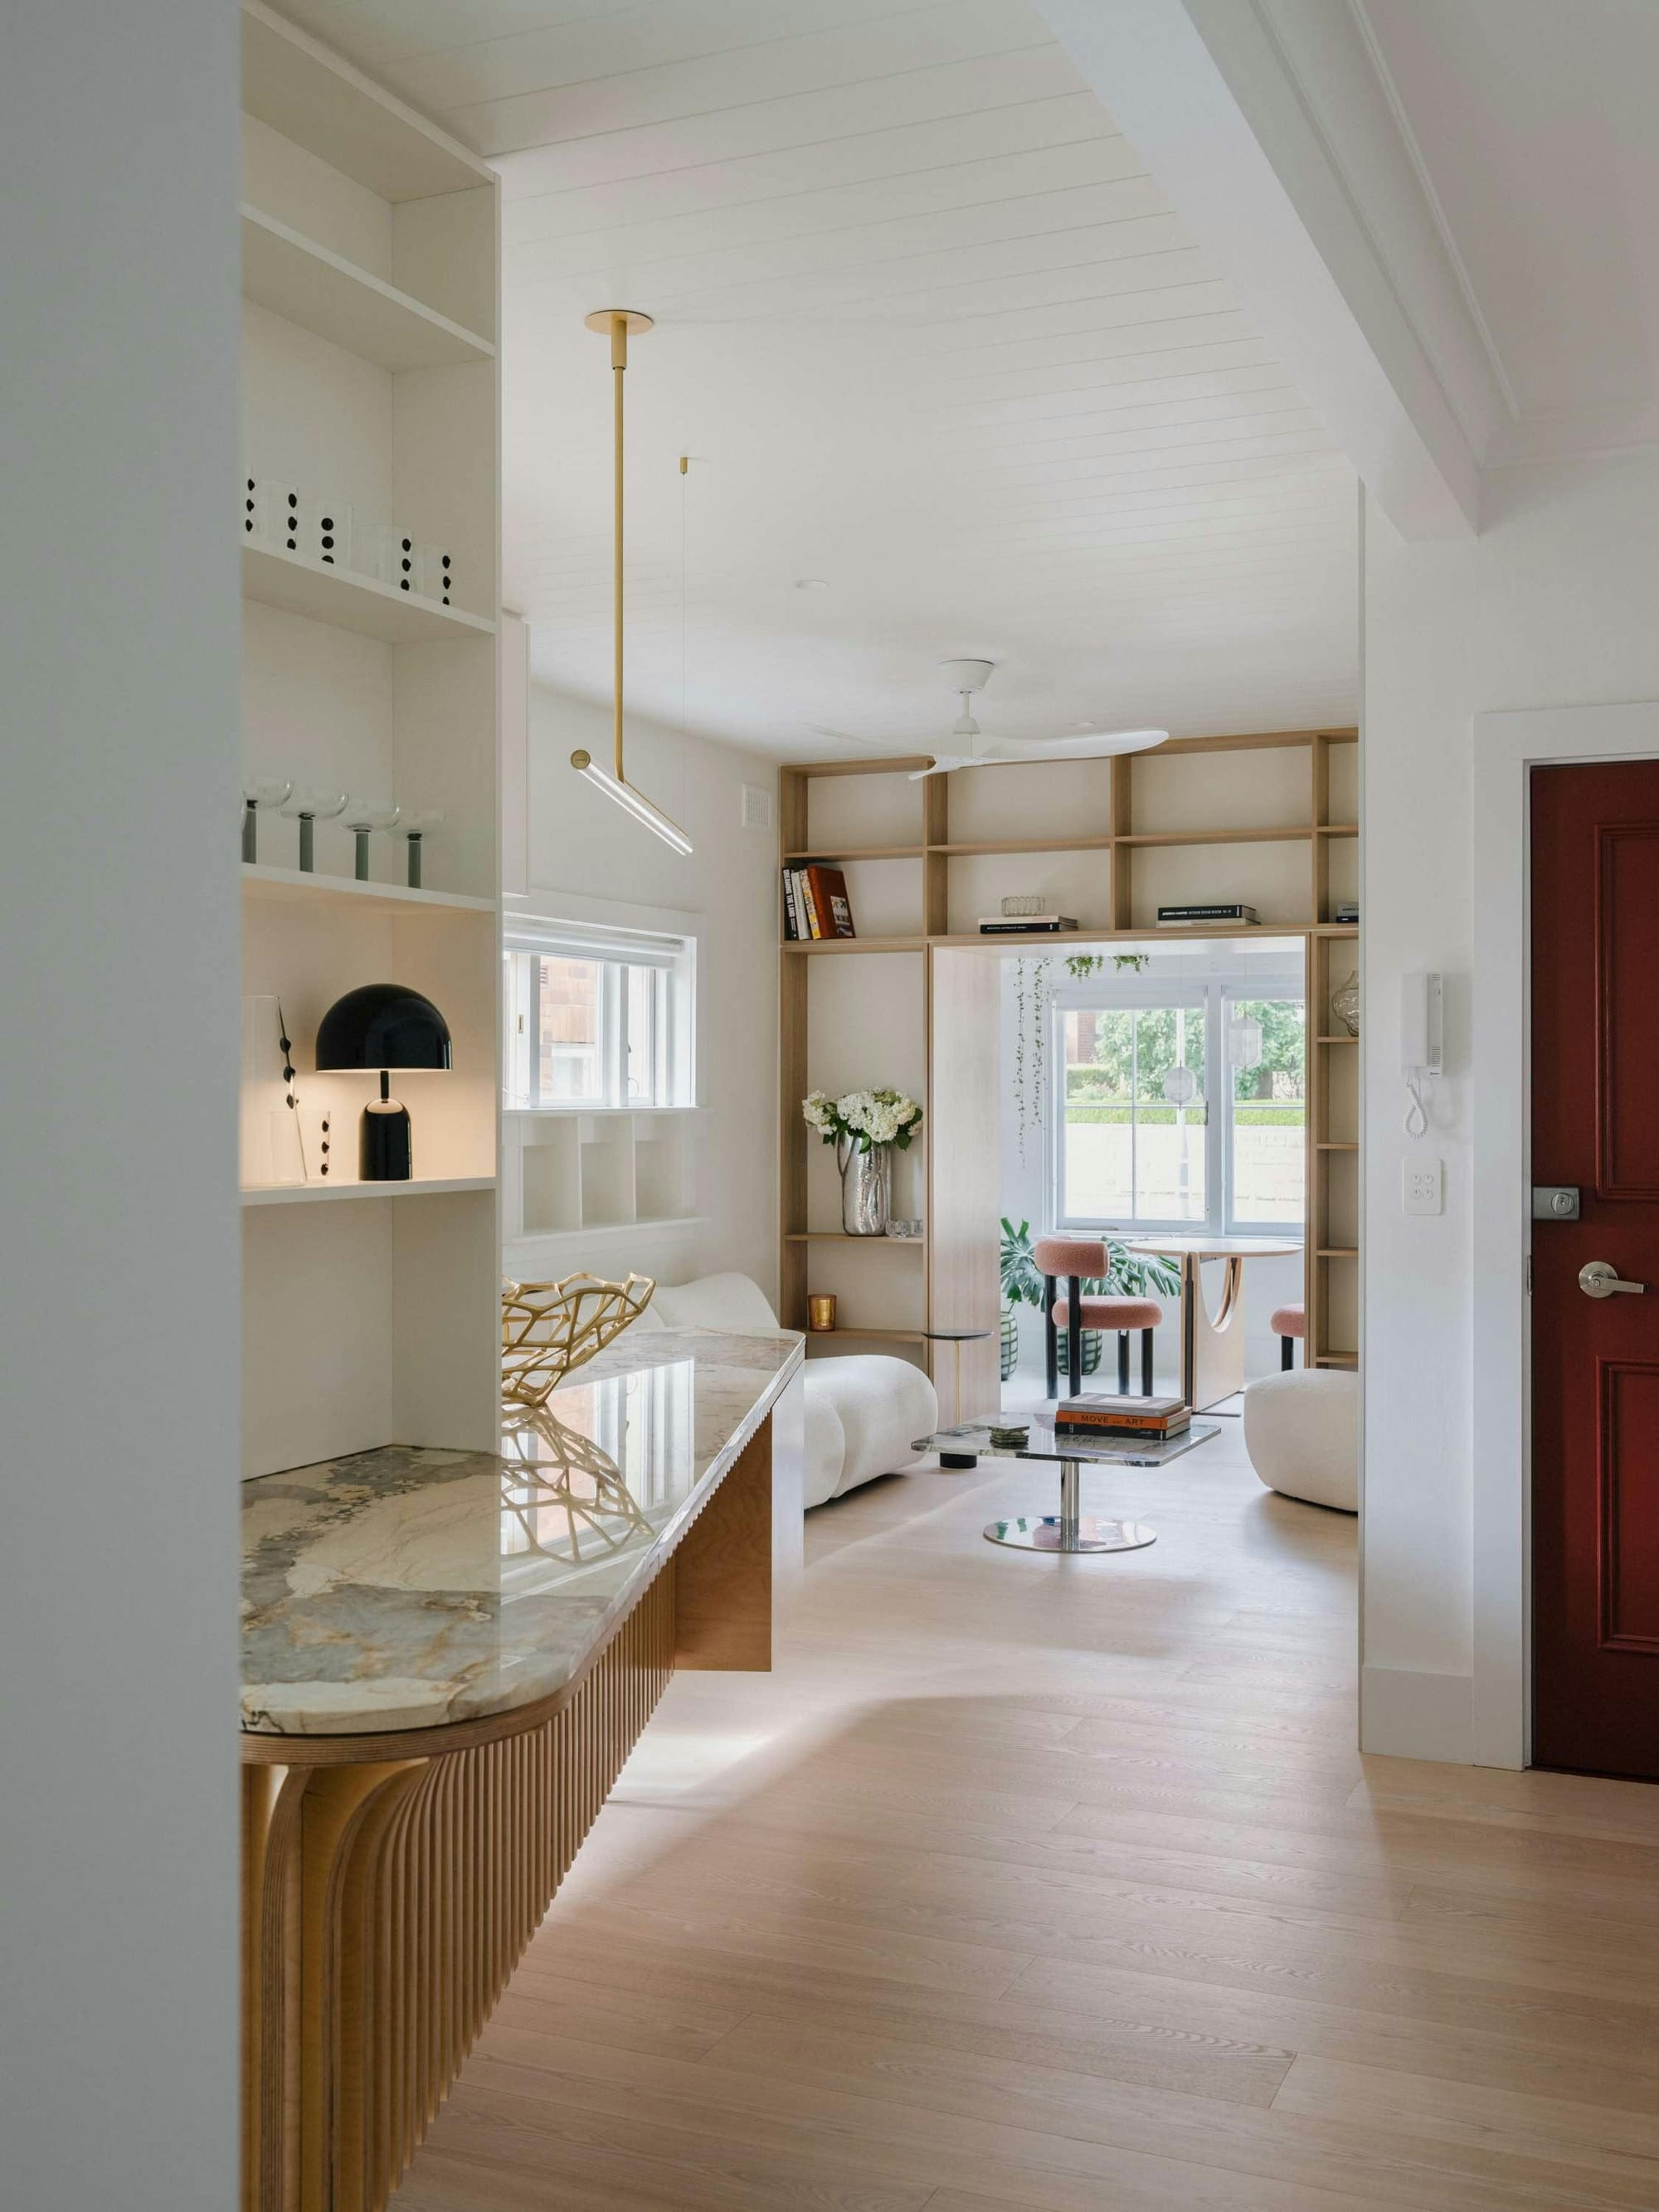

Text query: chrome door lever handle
(1579, 1260), (1647, 1299)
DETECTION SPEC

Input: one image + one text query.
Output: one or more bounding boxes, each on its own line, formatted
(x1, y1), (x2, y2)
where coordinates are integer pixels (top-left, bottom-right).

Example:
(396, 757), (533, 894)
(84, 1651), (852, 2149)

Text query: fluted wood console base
(241, 1411), (778, 2212)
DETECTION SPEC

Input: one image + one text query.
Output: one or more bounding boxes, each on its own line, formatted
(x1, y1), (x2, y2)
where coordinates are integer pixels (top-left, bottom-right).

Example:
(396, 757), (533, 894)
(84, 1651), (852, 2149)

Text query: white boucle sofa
(635, 1272), (938, 1509)
(1242, 1368), (1359, 1512)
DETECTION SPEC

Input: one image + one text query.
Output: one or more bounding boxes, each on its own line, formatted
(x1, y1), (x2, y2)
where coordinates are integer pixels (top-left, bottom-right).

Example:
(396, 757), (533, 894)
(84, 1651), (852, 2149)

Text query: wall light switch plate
(1404, 1157), (1443, 1215)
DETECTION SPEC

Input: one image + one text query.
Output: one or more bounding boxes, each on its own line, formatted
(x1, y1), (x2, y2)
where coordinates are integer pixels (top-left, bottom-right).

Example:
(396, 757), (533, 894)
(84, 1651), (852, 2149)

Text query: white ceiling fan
(811, 659), (1166, 777)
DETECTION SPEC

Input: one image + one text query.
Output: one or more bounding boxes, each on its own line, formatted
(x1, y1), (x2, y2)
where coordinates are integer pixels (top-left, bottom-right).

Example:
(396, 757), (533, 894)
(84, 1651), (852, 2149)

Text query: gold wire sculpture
(500, 1271), (655, 1408)
(499, 1407), (655, 1567)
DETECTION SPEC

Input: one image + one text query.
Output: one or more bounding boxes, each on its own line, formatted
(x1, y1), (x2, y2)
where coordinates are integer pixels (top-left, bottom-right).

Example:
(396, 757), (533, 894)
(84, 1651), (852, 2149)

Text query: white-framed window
(1051, 972), (1304, 1237)
(503, 918), (693, 1111)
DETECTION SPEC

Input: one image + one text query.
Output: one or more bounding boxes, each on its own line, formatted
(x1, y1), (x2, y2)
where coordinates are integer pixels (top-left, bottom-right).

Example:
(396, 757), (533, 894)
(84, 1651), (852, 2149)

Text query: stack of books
(1052, 1391), (1190, 1441)
(781, 863), (855, 940)
(1157, 902), (1258, 927)
(977, 913), (1078, 936)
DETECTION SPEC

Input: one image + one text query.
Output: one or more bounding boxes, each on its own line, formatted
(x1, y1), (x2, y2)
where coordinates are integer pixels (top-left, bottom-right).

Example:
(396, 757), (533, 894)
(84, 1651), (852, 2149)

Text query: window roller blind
(505, 920), (683, 971)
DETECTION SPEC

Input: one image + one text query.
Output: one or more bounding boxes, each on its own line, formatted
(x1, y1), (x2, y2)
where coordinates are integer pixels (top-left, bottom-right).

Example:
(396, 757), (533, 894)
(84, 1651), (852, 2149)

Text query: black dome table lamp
(314, 984), (451, 1181)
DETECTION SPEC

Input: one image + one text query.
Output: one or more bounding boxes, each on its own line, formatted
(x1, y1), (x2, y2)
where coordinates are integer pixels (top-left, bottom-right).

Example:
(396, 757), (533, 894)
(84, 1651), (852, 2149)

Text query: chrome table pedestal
(915, 1417), (1219, 1553)
(985, 1451), (1158, 1553)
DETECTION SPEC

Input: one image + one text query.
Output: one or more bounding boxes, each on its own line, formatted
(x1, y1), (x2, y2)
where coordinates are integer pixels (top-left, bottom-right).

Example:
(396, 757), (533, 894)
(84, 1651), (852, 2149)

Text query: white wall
(0, 5), (241, 2206)
(515, 684), (779, 1296)
(998, 948), (1303, 1391)
(1362, 453), (1659, 1758)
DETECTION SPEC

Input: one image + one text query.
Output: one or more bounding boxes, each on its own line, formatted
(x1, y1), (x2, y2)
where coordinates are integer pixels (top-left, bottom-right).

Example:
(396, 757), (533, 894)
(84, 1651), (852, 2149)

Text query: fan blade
(976, 729), (1167, 766)
(907, 756), (964, 780)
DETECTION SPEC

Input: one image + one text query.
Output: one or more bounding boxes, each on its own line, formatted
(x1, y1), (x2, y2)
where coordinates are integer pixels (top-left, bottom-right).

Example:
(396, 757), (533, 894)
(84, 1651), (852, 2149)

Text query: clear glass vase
(837, 1140), (893, 1236)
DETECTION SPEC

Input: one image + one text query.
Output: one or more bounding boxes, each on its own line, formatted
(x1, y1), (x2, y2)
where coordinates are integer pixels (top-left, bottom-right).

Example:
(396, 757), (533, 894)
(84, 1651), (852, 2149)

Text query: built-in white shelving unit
(240, 207), (495, 371)
(241, 862), (496, 914)
(242, 542), (495, 643)
(242, 1175), (496, 1208)
(503, 1110), (701, 1252)
(238, 2), (500, 1479)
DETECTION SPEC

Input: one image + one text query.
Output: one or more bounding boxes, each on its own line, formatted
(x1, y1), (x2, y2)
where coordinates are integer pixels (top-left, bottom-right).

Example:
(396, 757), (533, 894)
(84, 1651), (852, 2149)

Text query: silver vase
(837, 1140), (892, 1236)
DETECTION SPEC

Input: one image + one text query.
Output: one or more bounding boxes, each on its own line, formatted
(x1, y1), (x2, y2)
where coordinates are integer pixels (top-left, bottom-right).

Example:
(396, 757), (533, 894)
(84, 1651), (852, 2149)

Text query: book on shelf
(977, 915), (1078, 935)
(781, 863), (856, 941)
(1156, 902), (1259, 926)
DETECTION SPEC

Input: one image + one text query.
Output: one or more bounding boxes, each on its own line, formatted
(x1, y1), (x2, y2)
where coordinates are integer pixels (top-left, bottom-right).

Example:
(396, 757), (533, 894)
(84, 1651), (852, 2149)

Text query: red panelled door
(1532, 762), (1659, 1780)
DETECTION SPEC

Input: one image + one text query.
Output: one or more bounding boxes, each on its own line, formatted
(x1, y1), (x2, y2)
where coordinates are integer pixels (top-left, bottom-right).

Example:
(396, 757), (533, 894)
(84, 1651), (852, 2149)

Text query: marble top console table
(238, 1325), (805, 2211)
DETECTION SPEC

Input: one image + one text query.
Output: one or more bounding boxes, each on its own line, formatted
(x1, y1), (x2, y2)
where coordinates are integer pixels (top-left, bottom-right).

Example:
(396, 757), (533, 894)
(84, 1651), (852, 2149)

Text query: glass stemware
(280, 787), (348, 873)
(393, 809), (444, 888)
(342, 800), (400, 881)
(241, 780), (292, 864)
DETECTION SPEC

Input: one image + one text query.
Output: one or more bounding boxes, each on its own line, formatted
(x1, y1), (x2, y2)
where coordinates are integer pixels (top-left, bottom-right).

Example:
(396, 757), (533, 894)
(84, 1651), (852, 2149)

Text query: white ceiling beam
(1036, 0), (1481, 537)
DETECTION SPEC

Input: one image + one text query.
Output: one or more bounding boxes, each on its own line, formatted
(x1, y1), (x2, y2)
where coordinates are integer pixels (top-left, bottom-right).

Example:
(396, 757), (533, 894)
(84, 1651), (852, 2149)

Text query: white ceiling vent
(741, 783), (774, 832)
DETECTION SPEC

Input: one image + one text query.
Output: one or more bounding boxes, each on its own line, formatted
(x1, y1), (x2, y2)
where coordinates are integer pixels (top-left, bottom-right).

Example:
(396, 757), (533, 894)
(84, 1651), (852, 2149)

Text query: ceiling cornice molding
(1036, 0), (1481, 537)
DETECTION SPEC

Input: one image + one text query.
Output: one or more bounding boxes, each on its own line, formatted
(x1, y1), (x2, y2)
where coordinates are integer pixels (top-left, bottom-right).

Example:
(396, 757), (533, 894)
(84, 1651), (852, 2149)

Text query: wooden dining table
(1125, 1235), (1303, 1411)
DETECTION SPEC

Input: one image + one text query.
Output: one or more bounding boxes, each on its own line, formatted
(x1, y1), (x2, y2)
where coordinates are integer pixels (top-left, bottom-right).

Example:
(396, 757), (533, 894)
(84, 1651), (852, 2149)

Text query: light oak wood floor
(392, 1422), (1659, 2212)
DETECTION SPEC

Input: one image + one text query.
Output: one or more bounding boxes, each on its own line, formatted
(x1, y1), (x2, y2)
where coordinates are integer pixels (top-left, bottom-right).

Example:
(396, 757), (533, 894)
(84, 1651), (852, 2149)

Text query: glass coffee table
(912, 1412), (1219, 1553)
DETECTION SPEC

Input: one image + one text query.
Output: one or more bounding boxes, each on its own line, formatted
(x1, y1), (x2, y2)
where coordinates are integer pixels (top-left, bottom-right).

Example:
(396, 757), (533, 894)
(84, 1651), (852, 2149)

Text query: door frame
(1472, 700), (1659, 1767)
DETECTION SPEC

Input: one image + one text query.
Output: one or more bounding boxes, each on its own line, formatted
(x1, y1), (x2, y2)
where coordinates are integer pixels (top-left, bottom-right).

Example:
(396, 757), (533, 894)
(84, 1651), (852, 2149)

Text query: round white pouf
(1243, 1368), (1358, 1512)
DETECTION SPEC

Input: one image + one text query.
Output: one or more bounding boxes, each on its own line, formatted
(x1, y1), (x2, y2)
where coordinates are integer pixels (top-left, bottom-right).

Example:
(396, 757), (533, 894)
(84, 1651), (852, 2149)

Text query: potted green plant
(999, 1217), (1180, 1381)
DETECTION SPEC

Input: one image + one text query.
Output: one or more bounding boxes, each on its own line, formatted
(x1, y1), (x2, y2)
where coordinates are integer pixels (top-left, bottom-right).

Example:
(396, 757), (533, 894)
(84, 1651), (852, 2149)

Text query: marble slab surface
(241, 1327), (803, 1738)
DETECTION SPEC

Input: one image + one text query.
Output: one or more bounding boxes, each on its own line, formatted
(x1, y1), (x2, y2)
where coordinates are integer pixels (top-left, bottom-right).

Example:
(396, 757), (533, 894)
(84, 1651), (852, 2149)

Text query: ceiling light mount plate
(938, 657), (995, 693)
(583, 308), (654, 337)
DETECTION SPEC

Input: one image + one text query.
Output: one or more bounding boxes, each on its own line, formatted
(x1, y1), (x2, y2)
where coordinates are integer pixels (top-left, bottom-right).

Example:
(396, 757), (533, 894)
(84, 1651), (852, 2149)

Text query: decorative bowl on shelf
(885, 1218), (923, 1239)
(1331, 970), (1360, 1037)
(1000, 893), (1044, 916)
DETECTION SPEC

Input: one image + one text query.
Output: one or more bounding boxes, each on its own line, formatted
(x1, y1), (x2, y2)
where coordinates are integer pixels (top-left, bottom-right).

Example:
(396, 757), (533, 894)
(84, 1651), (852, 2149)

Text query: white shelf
(242, 206), (494, 372)
(241, 2), (492, 203)
(241, 863), (496, 914)
(242, 541), (495, 644)
(241, 1175), (495, 1208)
(508, 1215), (707, 1247)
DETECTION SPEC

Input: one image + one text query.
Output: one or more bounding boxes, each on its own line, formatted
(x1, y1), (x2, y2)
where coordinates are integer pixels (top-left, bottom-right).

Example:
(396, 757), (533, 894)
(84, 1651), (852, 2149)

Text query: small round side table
(922, 1327), (993, 1466)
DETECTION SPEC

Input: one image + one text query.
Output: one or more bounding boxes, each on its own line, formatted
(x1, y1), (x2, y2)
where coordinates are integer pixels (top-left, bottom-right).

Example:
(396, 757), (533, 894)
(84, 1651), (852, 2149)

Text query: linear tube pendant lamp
(571, 309), (693, 858)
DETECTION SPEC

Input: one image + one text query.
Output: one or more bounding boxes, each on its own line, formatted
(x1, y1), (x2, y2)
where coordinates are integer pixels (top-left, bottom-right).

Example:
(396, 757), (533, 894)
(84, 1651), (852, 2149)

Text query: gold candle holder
(807, 1293), (837, 1333)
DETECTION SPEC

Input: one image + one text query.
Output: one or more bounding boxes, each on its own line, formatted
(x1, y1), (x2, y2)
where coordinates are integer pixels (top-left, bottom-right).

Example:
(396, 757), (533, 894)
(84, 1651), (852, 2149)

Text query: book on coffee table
(1053, 1391), (1190, 1437)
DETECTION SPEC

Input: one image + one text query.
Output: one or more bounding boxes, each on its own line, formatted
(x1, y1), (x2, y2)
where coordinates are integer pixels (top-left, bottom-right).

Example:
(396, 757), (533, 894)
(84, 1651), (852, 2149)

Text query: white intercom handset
(1401, 972), (1443, 1136)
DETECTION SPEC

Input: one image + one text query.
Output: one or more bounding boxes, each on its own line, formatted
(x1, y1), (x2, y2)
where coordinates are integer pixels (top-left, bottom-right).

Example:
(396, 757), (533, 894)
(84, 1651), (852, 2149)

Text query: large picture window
(503, 920), (693, 1111)
(1053, 974), (1304, 1236)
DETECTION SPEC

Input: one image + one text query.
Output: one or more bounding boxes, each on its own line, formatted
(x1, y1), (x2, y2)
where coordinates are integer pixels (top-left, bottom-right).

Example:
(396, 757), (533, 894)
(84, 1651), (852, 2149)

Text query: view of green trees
(1064, 1000), (1305, 1125)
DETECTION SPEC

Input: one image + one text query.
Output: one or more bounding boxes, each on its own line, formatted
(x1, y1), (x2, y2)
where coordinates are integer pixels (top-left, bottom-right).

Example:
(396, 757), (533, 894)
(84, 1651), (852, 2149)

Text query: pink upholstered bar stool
(1033, 1235), (1165, 1400)
(1272, 1300), (1306, 1369)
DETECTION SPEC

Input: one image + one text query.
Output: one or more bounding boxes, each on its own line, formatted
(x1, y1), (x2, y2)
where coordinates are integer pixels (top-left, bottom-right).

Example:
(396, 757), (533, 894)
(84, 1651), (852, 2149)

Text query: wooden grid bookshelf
(779, 728), (1360, 1401)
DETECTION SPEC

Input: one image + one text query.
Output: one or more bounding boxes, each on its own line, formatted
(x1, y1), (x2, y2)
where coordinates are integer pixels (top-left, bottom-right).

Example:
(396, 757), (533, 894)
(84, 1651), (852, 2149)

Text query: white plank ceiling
(285, 1), (1358, 757)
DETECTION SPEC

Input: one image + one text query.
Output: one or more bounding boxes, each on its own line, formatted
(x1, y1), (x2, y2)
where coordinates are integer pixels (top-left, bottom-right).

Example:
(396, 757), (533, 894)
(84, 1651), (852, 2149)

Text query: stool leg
(1044, 1275), (1058, 1400)
(1141, 1327), (1154, 1396)
(1067, 1277), (1082, 1399)
(1281, 1335), (1294, 1371)
(1117, 1331), (1130, 1393)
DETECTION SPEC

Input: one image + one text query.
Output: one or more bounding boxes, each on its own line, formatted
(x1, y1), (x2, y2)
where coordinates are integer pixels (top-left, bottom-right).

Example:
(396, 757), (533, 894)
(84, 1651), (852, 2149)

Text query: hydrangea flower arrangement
(801, 1087), (923, 1153)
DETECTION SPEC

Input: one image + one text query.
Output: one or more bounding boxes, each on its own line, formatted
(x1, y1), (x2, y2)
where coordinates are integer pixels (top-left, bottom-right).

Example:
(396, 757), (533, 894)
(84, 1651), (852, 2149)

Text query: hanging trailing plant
(1113, 951), (1150, 973)
(1065, 952), (1106, 980)
(1012, 959), (1029, 1161)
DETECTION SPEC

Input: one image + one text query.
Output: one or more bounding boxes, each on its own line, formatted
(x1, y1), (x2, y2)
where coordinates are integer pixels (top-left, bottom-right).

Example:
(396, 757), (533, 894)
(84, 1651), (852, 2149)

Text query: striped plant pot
(1057, 1329), (1104, 1378)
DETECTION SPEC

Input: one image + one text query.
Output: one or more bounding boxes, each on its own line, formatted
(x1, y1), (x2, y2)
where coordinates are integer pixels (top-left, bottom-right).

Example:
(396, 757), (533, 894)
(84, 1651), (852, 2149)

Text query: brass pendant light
(569, 309), (693, 856)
